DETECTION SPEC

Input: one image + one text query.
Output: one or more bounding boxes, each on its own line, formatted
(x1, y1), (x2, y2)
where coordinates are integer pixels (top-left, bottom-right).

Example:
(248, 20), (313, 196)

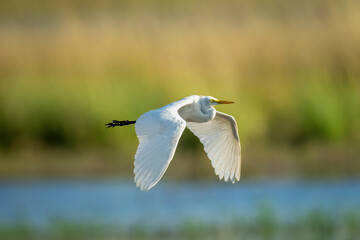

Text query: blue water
(0, 179), (359, 228)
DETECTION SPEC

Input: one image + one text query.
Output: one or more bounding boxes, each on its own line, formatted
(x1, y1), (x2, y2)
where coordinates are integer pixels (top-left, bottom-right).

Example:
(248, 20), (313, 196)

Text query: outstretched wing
(134, 98), (193, 191)
(187, 111), (241, 183)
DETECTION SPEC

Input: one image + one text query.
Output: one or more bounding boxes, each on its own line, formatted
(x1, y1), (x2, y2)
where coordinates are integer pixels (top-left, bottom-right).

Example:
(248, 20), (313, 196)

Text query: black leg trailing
(106, 120), (136, 128)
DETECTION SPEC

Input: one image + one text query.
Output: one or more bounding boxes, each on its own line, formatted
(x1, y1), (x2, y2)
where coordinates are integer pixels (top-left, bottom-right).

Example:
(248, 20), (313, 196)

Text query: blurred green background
(1, 0), (359, 179)
(1, 1), (360, 239)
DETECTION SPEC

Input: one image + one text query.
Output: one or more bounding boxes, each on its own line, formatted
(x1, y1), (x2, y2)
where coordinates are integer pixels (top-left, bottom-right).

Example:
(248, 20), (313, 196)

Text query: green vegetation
(1, 210), (359, 240)
(0, 0), (359, 177)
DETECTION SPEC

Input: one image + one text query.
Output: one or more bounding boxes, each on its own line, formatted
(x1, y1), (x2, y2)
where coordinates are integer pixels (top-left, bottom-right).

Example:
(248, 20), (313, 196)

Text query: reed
(0, 0), (359, 176)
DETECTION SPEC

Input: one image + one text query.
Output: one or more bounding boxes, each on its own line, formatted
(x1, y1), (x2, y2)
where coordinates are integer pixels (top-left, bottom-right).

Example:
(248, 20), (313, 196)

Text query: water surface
(0, 179), (359, 228)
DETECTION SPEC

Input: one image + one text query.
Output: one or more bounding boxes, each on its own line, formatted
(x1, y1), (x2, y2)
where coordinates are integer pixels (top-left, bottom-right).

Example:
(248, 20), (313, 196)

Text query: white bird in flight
(106, 95), (241, 191)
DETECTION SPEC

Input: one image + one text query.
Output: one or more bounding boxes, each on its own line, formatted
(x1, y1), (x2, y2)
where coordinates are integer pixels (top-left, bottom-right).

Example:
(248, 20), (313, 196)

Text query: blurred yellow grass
(0, 0), (359, 177)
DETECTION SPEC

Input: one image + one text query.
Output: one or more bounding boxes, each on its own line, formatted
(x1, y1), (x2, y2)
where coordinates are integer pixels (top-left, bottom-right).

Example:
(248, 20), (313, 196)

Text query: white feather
(134, 97), (194, 191)
(132, 95), (241, 191)
(187, 112), (241, 183)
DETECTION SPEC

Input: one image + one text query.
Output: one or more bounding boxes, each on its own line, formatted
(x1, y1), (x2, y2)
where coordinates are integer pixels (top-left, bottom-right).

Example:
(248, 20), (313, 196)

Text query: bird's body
(107, 95), (241, 191)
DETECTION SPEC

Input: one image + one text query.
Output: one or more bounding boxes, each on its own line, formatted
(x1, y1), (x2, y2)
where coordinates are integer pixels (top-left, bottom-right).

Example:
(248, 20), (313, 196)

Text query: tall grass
(0, 0), (359, 177)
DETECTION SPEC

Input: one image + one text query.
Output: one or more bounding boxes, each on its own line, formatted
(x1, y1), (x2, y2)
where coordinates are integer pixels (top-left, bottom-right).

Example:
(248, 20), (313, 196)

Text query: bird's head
(205, 96), (234, 106)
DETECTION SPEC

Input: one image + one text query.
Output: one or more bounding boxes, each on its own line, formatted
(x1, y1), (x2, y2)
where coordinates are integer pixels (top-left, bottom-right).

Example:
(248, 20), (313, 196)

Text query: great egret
(106, 95), (241, 191)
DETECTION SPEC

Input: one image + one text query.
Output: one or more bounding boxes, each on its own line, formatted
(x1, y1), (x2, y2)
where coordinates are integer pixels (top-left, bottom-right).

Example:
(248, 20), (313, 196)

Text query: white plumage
(131, 95), (241, 191)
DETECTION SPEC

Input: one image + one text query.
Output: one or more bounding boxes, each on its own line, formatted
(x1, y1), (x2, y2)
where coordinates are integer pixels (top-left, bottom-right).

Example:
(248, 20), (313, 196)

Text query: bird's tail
(106, 120), (136, 128)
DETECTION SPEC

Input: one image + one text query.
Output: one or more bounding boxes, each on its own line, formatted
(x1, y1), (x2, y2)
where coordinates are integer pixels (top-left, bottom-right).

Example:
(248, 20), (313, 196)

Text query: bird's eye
(209, 99), (216, 103)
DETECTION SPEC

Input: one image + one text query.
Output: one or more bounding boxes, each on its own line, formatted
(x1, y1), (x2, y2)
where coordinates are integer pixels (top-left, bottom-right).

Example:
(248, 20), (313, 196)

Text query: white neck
(178, 98), (216, 123)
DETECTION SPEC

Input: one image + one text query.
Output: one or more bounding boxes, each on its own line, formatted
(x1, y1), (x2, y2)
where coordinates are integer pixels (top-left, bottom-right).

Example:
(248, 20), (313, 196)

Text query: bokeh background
(0, 0), (360, 239)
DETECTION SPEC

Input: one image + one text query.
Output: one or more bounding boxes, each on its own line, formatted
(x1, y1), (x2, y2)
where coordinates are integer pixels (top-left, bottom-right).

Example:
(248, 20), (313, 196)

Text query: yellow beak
(216, 99), (234, 104)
